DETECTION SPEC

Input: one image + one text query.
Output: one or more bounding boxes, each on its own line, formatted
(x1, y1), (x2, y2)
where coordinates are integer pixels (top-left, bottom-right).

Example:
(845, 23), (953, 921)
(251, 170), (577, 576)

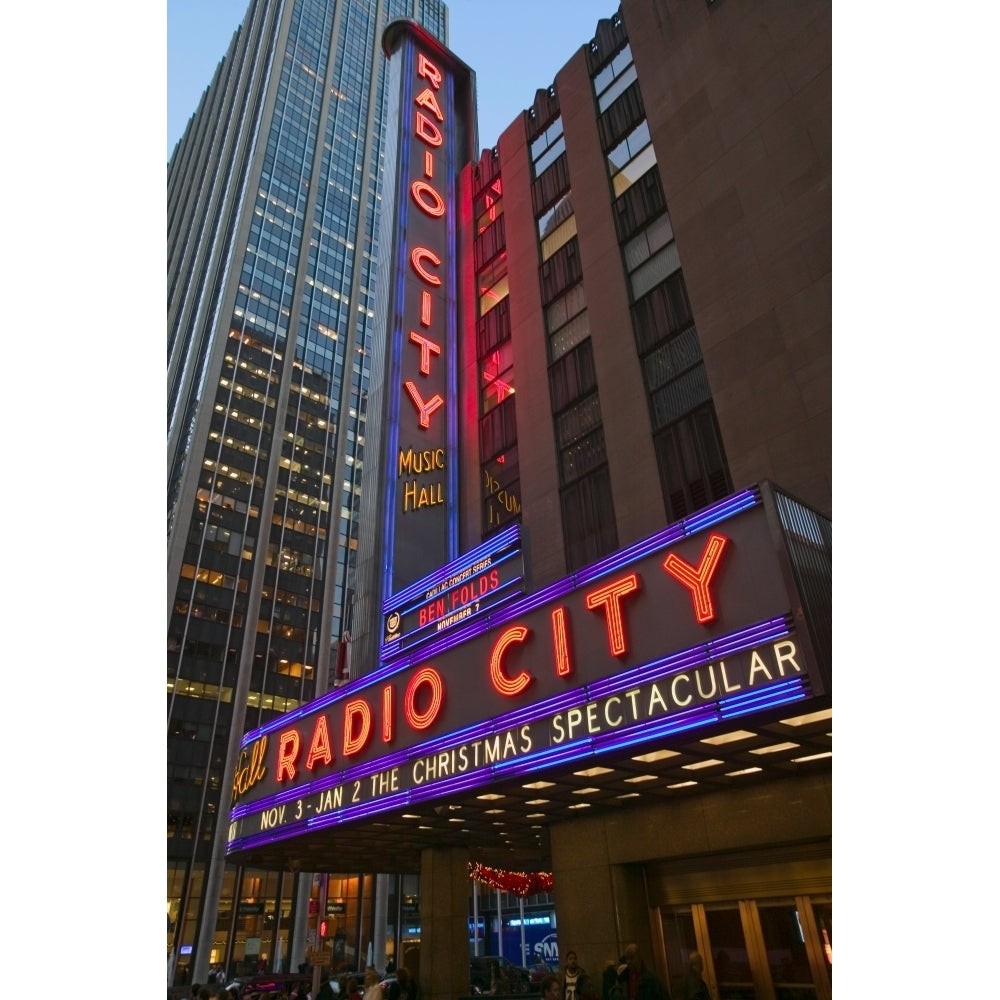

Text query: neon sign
(382, 32), (465, 595)
(226, 490), (822, 851)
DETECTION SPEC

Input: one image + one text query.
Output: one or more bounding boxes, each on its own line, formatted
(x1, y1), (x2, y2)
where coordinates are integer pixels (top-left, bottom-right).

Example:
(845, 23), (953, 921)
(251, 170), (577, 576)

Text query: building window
(652, 404), (731, 522)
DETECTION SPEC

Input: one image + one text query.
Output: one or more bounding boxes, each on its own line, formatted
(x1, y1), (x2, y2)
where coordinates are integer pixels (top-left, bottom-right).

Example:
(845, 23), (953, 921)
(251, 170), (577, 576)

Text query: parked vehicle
(224, 973), (313, 996)
(470, 956), (531, 994)
(526, 962), (558, 992)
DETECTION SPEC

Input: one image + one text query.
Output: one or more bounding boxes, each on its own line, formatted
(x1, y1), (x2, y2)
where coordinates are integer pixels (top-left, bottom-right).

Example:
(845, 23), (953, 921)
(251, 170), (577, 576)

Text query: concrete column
(418, 846), (473, 1000)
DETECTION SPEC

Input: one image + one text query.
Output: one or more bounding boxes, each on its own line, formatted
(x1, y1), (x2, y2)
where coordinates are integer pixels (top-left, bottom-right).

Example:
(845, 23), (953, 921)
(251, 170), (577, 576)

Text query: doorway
(660, 895), (831, 1000)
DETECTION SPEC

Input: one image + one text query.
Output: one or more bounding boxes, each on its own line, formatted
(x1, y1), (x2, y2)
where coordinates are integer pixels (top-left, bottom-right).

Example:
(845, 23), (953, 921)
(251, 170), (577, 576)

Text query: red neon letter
(410, 246), (442, 285)
(342, 698), (372, 757)
(415, 110), (443, 147)
(584, 573), (640, 657)
(551, 606), (573, 677)
(417, 52), (442, 89)
(404, 381), (444, 428)
(414, 87), (443, 121)
(411, 180), (445, 217)
(409, 331), (442, 374)
(404, 666), (444, 730)
(420, 290), (432, 326)
(305, 714), (333, 770)
(276, 729), (300, 782)
(382, 684), (393, 743)
(489, 625), (534, 696)
(662, 532), (728, 624)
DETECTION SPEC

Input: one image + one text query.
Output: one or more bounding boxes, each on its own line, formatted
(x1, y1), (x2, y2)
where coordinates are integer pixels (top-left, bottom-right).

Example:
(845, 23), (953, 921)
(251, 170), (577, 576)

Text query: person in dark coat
(616, 944), (670, 1000)
(678, 953), (709, 1000)
(315, 973), (337, 1000)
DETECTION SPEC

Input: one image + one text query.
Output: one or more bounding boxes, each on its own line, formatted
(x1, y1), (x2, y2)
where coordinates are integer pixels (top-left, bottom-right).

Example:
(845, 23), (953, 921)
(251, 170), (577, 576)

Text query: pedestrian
(315, 973), (337, 1000)
(541, 975), (562, 1000)
(362, 966), (383, 1000)
(560, 951), (588, 1000)
(615, 944), (670, 1000)
(678, 953), (708, 1000)
(388, 966), (414, 1000)
(575, 972), (599, 1000)
(602, 960), (623, 1000)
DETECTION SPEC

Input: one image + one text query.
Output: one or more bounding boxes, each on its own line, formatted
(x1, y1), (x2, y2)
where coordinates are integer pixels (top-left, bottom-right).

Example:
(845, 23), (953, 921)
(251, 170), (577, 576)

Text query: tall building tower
(167, 0), (449, 982)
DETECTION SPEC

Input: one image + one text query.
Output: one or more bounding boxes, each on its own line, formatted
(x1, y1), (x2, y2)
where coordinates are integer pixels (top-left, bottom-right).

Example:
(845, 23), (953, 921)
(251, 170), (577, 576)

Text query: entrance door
(660, 895), (831, 1000)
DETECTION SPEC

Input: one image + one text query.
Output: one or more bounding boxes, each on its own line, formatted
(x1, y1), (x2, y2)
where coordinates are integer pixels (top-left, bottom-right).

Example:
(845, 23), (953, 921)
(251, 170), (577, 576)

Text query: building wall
(626, 0), (832, 517)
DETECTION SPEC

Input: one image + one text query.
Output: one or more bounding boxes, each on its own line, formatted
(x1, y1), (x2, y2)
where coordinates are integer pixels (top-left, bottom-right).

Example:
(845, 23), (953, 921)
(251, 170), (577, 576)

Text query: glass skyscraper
(167, 0), (448, 983)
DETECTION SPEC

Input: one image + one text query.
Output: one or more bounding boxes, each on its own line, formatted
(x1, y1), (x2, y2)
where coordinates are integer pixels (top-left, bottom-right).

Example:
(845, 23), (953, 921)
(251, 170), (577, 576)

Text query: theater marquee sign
(226, 488), (825, 856)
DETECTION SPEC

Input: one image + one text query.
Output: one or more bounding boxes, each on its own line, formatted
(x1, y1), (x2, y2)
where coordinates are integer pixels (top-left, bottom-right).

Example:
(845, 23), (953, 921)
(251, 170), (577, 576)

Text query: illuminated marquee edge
(225, 612), (808, 855)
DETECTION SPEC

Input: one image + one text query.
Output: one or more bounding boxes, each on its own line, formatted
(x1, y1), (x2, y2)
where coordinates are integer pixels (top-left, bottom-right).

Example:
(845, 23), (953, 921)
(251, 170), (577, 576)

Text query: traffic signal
(319, 916), (330, 939)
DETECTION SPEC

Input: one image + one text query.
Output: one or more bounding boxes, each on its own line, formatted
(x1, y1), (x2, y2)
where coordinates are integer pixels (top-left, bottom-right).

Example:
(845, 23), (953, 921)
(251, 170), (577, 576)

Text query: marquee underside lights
(225, 488), (827, 856)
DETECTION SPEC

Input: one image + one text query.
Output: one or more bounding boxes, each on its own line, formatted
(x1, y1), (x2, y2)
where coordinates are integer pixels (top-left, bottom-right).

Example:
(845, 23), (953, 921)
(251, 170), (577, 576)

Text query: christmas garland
(468, 861), (553, 897)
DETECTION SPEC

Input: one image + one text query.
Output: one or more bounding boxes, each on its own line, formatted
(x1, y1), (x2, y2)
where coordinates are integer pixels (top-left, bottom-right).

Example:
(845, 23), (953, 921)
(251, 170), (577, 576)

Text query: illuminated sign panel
(382, 526), (523, 652)
(226, 490), (824, 854)
(380, 26), (473, 596)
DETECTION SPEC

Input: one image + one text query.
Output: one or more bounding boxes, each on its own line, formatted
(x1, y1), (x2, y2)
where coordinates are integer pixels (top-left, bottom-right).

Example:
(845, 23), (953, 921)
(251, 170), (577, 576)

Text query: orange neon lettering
(276, 729), (300, 782)
(409, 330), (442, 374)
(404, 381), (444, 428)
(417, 52), (442, 89)
(415, 110), (443, 146)
(410, 179), (445, 217)
(342, 698), (372, 757)
(489, 625), (533, 696)
(662, 533), (728, 624)
(404, 666), (444, 730)
(410, 246), (442, 284)
(414, 86), (444, 122)
(584, 573), (640, 657)
(420, 290), (432, 326)
(305, 714), (333, 770)
(551, 606), (572, 677)
(382, 684), (393, 743)
(425, 150), (433, 178)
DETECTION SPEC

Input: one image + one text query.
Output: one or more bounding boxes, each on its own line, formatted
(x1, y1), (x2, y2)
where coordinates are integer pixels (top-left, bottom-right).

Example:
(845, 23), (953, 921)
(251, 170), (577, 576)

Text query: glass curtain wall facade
(167, 0), (448, 984)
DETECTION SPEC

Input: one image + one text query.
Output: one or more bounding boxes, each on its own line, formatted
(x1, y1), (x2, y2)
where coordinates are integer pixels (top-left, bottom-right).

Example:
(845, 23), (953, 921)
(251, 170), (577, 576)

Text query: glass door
(660, 896), (832, 1000)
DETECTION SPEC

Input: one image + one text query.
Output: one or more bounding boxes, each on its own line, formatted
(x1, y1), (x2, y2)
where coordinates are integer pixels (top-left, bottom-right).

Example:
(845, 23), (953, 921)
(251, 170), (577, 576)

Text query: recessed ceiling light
(527, 813), (546, 819)
(402, 814), (420, 819)
(573, 766), (614, 777)
(568, 802), (591, 810)
(525, 799), (550, 806)
(484, 809), (504, 814)
(418, 825), (433, 830)
(667, 780), (697, 789)
(780, 708), (832, 726)
(477, 793), (505, 800)
(492, 821), (505, 827)
(448, 817), (462, 823)
(791, 751), (832, 763)
(616, 792), (640, 799)
(530, 824), (543, 829)
(572, 786), (600, 795)
(631, 749), (680, 763)
(523, 781), (555, 790)
(682, 759), (724, 770)
(701, 730), (756, 745)
(749, 742), (800, 755)
(725, 766), (762, 777)
(625, 774), (658, 783)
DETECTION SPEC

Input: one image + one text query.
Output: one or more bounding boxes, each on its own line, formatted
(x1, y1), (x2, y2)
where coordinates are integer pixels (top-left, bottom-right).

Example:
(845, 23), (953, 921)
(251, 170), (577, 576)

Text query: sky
(168, 0), (618, 159)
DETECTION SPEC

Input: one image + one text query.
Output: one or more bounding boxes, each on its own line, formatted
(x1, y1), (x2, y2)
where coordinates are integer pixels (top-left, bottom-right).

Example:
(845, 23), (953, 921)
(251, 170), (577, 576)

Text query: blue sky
(168, 0), (618, 159)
